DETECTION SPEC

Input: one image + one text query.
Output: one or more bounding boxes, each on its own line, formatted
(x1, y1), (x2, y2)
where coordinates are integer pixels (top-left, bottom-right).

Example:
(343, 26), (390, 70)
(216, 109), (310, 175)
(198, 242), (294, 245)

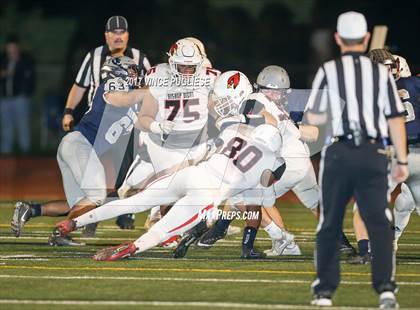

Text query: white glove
(150, 120), (175, 135)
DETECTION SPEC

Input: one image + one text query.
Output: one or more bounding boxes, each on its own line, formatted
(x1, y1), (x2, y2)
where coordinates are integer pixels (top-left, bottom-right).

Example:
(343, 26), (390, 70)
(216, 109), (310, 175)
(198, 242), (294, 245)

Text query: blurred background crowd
(0, 0), (418, 155)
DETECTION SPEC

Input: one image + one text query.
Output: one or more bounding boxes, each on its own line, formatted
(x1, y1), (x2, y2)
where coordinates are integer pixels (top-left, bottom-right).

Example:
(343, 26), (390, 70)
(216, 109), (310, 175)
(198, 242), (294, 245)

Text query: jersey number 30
(221, 137), (263, 173)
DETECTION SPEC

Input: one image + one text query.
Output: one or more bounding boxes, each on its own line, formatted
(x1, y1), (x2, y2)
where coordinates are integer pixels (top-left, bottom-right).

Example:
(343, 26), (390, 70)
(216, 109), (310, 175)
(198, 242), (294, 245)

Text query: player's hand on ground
(150, 120), (175, 135)
(62, 114), (74, 131)
(392, 164), (409, 183)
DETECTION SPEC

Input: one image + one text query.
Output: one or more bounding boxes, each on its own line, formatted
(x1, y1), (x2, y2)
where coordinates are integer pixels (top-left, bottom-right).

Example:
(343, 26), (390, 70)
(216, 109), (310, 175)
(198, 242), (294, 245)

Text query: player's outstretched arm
(104, 87), (148, 108)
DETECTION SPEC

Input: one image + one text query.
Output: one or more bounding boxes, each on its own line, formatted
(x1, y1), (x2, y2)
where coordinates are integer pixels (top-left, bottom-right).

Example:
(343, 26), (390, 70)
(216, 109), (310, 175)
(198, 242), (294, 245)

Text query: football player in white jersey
(56, 71), (284, 261)
(194, 66), (355, 256)
(114, 39), (220, 240)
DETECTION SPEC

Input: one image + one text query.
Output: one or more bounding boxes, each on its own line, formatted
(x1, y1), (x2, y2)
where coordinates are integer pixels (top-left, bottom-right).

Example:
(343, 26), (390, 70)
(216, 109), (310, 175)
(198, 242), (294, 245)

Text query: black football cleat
(116, 214), (135, 230)
(11, 201), (32, 237)
(196, 225), (226, 249)
(48, 228), (85, 246)
(241, 248), (266, 259)
(348, 253), (372, 265)
(173, 220), (208, 258)
(82, 223), (98, 238)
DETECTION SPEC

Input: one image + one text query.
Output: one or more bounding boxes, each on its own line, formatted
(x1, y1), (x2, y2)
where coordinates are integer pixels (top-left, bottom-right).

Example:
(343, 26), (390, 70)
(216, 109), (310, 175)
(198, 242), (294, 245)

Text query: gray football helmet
(255, 65), (290, 105)
(101, 56), (140, 88)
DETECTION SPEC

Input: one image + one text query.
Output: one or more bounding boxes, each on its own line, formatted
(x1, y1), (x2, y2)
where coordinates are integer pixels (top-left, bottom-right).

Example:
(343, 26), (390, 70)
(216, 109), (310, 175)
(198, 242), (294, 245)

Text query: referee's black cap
(106, 16), (128, 32)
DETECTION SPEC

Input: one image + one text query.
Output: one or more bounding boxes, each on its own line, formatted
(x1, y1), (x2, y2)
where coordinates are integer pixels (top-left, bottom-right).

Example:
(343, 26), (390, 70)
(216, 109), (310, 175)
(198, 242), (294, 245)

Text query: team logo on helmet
(169, 43), (178, 56)
(227, 72), (240, 89)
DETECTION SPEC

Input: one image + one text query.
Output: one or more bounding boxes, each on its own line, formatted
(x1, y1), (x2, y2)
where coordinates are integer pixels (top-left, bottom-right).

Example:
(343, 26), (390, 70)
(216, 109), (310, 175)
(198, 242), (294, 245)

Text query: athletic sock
(30, 203), (42, 218)
(214, 219), (232, 234)
(242, 226), (258, 251)
(263, 221), (284, 240)
(357, 239), (370, 256)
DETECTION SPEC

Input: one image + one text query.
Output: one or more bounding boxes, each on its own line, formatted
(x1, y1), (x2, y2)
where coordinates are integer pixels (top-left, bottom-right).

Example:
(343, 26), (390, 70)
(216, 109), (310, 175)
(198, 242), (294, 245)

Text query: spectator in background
(0, 34), (35, 154)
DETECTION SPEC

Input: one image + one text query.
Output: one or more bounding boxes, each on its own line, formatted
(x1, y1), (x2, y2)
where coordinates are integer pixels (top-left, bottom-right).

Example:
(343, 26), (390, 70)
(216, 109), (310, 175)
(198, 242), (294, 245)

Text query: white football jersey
(247, 93), (309, 159)
(203, 119), (281, 196)
(145, 63), (220, 132)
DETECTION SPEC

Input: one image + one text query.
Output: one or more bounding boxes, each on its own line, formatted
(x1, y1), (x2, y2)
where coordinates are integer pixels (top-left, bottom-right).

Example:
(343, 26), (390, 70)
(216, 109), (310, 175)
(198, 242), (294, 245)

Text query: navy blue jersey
(396, 76), (420, 143)
(74, 81), (140, 156)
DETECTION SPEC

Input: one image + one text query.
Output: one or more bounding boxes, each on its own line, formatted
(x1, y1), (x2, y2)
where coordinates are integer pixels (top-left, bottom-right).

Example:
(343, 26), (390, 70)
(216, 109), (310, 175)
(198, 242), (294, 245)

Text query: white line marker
(0, 299), (417, 309)
(0, 274), (419, 286)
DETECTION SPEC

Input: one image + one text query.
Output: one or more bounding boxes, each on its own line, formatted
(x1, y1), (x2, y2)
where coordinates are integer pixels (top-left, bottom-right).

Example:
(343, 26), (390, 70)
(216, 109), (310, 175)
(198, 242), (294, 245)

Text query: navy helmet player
(350, 50), (420, 262)
(75, 56), (141, 157)
(393, 59), (420, 247)
(11, 56), (149, 245)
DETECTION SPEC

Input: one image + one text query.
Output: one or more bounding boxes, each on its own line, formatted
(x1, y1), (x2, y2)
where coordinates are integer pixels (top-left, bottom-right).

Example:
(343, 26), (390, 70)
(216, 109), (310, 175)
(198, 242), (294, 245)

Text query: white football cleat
(379, 291), (399, 309)
(311, 296), (332, 307)
(281, 241), (302, 255)
(264, 230), (301, 256)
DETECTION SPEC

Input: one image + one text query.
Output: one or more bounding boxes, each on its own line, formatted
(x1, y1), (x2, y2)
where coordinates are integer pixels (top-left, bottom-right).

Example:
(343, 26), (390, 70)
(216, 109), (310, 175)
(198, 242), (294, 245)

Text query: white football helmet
(184, 37), (207, 56)
(213, 71), (253, 118)
(184, 37), (212, 68)
(393, 55), (411, 78)
(167, 39), (203, 77)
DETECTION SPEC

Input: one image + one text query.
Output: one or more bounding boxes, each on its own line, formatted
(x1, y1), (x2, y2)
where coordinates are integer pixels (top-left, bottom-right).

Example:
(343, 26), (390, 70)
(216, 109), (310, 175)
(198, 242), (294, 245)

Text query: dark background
(0, 0), (419, 154)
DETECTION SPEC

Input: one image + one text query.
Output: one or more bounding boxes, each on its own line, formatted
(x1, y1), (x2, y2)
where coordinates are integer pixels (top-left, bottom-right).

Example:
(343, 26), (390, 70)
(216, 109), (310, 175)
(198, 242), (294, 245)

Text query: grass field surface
(0, 201), (419, 309)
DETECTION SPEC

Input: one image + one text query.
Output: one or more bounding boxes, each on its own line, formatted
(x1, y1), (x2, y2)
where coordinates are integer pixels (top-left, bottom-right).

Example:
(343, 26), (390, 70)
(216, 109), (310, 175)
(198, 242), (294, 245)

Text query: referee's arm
(305, 66), (329, 125)
(62, 52), (92, 131)
(385, 72), (409, 182)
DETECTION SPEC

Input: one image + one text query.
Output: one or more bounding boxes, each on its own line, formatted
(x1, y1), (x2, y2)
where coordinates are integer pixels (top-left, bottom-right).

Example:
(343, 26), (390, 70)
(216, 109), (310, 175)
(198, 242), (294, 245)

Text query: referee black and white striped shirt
(306, 51), (405, 139)
(75, 45), (151, 106)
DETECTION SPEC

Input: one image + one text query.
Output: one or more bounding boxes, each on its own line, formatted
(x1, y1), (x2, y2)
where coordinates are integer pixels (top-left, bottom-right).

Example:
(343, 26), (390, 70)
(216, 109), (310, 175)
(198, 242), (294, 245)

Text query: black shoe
(241, 248), (266, 259)
(173, 221), (208, 258)
(116, 214), (135, 230)
(348, 253), (372, 265)
(82, 223), (98, 238)
(11, 201), (32, 237)
(48, 229), (85, 246)
(196, 225), (227, 249)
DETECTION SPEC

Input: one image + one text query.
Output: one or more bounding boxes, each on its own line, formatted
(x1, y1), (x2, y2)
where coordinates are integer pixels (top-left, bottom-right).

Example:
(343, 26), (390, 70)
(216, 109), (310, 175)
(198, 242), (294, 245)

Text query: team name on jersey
(167, 91), (194, 100)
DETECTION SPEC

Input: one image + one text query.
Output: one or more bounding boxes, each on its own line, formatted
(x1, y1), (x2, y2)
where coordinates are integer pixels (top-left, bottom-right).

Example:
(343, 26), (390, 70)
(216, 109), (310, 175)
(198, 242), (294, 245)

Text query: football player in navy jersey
(393, 66), (420, 249)
(349, 51), (420, 263)
(11, 56), (151, 245)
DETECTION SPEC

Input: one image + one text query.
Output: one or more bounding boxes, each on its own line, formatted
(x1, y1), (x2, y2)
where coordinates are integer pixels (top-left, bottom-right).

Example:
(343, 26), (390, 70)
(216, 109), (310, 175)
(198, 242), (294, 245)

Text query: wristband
(397, 160), (408, 166)
(64, 108), (74, 116)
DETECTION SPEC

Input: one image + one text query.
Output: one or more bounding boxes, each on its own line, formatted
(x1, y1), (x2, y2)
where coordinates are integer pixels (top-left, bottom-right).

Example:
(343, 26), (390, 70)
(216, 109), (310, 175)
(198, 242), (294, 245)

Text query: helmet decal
(169, 43), (178, 56)
(227, 72), (240, 89)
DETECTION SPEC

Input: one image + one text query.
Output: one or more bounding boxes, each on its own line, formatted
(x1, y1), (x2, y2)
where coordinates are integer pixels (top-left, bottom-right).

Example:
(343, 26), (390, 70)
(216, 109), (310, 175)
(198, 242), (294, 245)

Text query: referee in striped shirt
(306, 12), (408, 308)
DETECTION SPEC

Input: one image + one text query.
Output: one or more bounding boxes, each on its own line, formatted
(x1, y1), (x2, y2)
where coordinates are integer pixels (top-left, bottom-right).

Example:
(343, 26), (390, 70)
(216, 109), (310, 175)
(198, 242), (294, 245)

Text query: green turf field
(0, 201), (419, 309)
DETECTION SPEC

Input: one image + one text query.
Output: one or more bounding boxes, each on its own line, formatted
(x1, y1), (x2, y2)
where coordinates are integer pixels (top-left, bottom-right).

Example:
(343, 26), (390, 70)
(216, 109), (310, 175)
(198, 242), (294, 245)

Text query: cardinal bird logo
(169, 43), (178, 55)
(227, 72), (240, 89)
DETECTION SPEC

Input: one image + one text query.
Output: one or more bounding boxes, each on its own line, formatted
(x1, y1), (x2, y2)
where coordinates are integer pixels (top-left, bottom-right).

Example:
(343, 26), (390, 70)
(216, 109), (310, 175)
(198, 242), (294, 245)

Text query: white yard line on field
(0, 299), (417, 309)
(0, 274), (419, 286)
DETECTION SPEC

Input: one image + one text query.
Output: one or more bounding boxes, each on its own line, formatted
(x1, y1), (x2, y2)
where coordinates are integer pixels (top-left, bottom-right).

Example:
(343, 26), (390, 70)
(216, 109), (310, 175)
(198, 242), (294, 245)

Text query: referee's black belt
(331, 134), (381, 144)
